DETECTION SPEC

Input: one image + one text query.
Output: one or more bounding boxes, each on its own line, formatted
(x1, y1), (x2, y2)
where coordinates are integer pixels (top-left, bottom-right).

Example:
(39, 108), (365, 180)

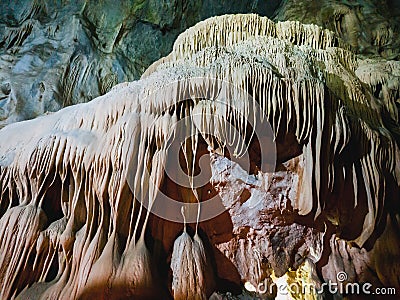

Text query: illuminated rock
(0, 14), (398, 299)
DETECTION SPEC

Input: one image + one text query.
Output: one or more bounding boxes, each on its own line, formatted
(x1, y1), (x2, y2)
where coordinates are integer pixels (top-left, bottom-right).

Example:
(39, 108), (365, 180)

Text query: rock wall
(1, 0), (399, 130)
(0, 13), (399, 299)
(0, 0), (281, 127)
(274, 0), (400, 59)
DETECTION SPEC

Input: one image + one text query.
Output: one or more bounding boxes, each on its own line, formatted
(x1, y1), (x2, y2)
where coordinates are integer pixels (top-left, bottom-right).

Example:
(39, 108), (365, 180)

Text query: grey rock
(0, 0), (397, 128)
(0, 0), (280, 128)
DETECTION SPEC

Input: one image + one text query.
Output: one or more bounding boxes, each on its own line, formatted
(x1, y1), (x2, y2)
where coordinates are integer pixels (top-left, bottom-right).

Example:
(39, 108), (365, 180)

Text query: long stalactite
(0, 14), (398, 299)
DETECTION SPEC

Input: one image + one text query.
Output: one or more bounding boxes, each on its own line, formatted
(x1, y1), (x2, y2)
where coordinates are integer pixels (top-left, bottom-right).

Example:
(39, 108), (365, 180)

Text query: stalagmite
(0, 13), (398, 299)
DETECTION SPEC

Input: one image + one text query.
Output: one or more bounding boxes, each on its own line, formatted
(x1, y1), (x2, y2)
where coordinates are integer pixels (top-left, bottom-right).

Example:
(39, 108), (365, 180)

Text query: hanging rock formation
(1, 0), (398, 130)
(0, 0), (281, 128)
(0, 13), (399, 299)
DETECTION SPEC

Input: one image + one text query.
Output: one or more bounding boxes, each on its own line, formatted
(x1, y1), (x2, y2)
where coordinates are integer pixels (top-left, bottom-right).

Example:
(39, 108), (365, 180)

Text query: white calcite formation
(0, 14), (399, 299)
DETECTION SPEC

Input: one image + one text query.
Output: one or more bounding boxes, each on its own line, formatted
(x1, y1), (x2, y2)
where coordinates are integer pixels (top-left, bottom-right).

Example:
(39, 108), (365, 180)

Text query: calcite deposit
(0, 0), (281, 128)
(0, 13), (399, 300)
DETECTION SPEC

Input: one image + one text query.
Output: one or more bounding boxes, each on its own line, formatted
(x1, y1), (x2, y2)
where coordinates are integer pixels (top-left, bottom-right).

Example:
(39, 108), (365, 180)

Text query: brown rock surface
(0, 13), (399, 300)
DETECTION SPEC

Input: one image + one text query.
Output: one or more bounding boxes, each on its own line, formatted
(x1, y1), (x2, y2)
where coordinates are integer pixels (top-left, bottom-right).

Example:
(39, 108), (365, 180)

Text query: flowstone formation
(1, 0), (398, 131)
(0, 14), (399, 299)
(0, 0), (281, 128)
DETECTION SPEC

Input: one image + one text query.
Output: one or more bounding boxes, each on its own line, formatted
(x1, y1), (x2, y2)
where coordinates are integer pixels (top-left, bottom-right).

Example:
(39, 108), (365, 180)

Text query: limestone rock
(274, 0), (400, 59)
(3, 0), (398, 129)
(0, 0), (280, 128)
(0, 12), (399, 300)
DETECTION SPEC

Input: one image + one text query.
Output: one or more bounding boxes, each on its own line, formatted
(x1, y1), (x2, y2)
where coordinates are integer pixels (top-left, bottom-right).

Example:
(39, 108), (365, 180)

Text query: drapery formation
(0, 14), (399, 299)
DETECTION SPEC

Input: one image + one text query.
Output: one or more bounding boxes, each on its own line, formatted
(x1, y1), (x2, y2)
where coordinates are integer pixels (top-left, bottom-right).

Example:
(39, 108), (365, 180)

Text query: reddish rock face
(0, 14), (399, 300)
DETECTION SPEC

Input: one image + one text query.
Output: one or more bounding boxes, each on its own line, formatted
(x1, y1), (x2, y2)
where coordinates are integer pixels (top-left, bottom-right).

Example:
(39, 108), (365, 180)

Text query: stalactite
(0, 13), (398, 299)
(171, 207), (212, 300)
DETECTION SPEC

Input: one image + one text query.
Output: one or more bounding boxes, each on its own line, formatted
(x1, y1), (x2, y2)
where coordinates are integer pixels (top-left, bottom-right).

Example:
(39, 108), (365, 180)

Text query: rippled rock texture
(0, 7), (399, 300)
(1, 0), (399, 129)
(0, 0), (281, 127)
